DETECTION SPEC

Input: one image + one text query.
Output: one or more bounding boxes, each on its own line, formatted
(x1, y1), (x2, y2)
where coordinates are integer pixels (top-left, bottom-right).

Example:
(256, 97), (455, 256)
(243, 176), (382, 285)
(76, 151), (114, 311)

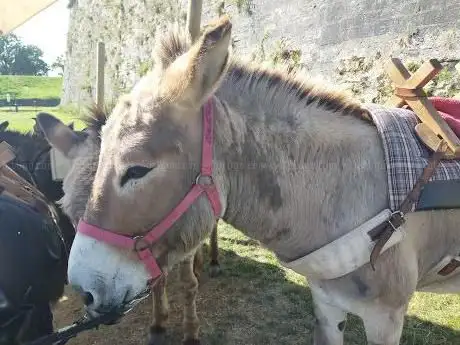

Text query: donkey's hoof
(148, 326), (166, 345)
(208, 262), (221, 277)
(183, 339), (201, 345)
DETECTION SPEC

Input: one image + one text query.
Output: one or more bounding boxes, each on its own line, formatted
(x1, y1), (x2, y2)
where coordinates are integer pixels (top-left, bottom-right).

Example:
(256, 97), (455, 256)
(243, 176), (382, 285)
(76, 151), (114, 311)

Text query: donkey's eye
(121, 166), (154, 187)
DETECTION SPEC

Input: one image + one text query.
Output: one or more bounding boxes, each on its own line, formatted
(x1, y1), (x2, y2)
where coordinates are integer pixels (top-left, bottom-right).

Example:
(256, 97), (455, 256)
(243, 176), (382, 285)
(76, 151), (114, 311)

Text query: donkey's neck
(213, 67), (389, 262)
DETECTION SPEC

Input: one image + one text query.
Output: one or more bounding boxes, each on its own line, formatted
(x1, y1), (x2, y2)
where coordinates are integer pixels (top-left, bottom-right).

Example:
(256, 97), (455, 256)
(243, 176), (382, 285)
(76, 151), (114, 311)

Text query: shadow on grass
(192, 244), (460, 345)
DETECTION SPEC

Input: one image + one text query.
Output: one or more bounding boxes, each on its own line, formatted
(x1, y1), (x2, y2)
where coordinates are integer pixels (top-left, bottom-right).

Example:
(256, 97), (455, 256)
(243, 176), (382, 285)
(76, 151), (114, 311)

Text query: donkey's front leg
(180, 253), (201, 345)
(311, 288), (347, 345)
(208, 223), (221, 277)
(147, 276), (169, 345)
(361, 304), (407, 345)
(193, 245), (204, 281)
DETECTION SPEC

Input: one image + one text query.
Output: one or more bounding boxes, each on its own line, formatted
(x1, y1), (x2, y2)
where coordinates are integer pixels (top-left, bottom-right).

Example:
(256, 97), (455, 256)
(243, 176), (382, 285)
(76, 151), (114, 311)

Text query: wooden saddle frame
(385, 58), (460, 158)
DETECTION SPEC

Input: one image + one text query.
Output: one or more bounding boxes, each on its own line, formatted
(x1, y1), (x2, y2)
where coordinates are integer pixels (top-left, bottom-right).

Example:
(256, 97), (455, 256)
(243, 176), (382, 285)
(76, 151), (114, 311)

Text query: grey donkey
(40, 16), (460, 345)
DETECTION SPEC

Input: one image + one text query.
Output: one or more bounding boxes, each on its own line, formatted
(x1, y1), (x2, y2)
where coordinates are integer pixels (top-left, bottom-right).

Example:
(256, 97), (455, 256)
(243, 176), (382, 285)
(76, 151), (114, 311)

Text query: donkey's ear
(36, 112), (84, 158)
(162, 16), (232, 106)
(0, 121), (9, 131)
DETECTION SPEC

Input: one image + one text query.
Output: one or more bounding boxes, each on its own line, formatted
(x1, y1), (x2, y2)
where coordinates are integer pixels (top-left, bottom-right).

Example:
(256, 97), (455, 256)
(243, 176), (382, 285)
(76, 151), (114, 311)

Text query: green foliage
(406, 61), (421, 73)
(270, 38), (302, 71)
(216, 1), (226, 16)
(425, 66), (460, 97)
(232, 0), (253, 15)
(435, 68), (453, 83)
(0, 75), (62, 99)
(138, 60), (153, 77)
(252, 34), (303, 72)
(0, 33), (49, 76)
(251, 30), (271, 62)
(51, 54), (65, 76)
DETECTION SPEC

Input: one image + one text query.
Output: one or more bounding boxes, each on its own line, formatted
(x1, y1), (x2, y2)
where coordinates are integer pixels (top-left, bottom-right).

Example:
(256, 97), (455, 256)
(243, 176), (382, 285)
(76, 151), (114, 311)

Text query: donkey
(40, 17), (460, 345)
(0, 126), (75, 245)
(0, 127), (74, 344)
(36, 107), (221, 345)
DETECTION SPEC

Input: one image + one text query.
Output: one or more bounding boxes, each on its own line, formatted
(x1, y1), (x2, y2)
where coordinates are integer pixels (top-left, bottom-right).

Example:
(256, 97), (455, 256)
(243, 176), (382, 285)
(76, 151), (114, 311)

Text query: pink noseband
(76, 100), (222, 281)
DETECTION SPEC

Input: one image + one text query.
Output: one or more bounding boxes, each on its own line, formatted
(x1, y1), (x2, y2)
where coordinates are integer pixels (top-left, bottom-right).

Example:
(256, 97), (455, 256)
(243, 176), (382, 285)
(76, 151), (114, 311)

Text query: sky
(12, 0), (69, 76)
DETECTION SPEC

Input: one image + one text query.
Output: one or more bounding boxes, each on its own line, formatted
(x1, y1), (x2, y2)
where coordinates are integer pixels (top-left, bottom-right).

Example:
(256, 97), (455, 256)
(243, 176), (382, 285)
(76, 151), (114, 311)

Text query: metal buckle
(388, 210), (405, 232)
(133, 236), (150, 252)
(195, 174), (214, 187)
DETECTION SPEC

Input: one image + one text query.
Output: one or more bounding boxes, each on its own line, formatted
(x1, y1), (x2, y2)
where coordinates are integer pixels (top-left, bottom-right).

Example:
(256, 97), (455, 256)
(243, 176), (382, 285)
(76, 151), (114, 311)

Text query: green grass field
(0, 106), (85, 132)
(0, 75), (63, 100)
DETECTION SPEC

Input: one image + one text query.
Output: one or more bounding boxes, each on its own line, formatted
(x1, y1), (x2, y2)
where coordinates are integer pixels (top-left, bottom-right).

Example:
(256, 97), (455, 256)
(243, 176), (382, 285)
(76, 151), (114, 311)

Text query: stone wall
(62, 0), (460, 106)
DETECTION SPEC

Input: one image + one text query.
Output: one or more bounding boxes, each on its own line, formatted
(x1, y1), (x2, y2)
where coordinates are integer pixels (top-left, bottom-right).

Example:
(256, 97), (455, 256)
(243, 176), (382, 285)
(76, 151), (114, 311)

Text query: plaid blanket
(364, 103), (460, 212)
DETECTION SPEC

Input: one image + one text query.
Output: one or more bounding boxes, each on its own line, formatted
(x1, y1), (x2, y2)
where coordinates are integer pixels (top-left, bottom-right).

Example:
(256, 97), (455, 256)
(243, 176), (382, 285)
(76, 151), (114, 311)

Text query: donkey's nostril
(82, 292), (94, 306)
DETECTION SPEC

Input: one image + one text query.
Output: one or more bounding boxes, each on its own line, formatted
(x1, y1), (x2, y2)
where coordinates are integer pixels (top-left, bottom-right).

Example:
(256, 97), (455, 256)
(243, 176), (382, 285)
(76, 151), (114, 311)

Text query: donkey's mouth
(83, 288), (151, 325)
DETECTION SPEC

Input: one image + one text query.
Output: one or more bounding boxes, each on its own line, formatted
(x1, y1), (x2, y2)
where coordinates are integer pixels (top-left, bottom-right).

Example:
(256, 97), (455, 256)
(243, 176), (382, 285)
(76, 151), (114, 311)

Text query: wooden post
(186, 0), (203, 42)
(96, 42), (105, 109)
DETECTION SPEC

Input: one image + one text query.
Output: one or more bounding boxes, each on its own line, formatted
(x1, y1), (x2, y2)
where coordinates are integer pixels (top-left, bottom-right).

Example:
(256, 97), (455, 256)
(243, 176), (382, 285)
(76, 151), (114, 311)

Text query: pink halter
(76, 100), (222, 281)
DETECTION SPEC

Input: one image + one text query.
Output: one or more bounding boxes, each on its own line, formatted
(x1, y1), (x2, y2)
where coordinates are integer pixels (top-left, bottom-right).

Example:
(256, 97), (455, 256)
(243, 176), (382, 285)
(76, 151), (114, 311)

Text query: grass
(0, 75), (62, 100)
(1, 110), (458, 344)
(0, 106), (85, 132)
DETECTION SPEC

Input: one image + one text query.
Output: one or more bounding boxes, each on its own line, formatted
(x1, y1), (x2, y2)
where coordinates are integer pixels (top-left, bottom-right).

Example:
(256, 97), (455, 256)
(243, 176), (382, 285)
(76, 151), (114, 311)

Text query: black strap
(21, 288), (150, 345)
(22, 312), (122, 345)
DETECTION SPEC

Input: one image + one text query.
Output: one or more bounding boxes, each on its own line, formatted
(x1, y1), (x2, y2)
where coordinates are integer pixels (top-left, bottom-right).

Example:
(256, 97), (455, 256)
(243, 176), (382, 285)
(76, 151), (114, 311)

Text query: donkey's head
(66, 17), (232, 314)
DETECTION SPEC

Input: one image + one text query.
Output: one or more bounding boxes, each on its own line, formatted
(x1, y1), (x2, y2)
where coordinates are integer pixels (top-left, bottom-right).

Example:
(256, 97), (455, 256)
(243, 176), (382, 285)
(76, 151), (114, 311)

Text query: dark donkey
(0, 125), (75, 344)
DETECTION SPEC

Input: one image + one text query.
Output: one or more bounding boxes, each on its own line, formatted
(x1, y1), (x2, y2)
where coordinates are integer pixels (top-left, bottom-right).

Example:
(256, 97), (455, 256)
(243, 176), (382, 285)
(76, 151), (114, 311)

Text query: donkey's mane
(154, 25), (372, 122)
(81, 104), (111, 135)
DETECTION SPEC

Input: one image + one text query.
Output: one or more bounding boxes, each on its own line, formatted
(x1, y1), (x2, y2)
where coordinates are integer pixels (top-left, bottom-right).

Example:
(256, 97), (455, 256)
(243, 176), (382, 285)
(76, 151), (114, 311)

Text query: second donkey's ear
(160, 15), (233, 107)
(0, 121), (9, 131)
(36, 112), (86, 158)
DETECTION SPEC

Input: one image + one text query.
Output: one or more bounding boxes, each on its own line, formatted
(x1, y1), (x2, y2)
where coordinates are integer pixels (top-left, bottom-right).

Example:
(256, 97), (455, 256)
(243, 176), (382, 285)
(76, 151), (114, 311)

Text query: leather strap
(369, 140), (448, 269)
(394, 86), (426, 99)
(438, 257), (460, 276)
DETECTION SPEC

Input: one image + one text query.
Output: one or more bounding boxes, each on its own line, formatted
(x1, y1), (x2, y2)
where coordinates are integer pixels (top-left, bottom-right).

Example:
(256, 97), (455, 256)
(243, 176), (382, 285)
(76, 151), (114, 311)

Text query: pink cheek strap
(77, 221), (163, 280)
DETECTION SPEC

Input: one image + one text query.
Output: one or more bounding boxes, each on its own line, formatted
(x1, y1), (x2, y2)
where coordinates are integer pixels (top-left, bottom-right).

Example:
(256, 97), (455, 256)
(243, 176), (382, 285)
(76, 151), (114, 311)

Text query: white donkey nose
(70, 279), (111, 314)
(68, 232), (152, 313)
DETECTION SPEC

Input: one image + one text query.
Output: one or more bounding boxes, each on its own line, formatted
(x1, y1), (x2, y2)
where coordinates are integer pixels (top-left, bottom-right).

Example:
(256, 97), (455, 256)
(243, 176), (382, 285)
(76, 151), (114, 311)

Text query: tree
(0, 34), (20, 74)
(0, 33), (49, 75)
(51, 54), (65, 76)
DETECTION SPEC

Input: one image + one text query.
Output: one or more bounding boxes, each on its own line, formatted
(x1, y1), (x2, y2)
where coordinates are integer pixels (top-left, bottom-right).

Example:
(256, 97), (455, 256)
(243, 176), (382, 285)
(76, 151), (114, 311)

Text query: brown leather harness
(369, 140), (460, 275)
